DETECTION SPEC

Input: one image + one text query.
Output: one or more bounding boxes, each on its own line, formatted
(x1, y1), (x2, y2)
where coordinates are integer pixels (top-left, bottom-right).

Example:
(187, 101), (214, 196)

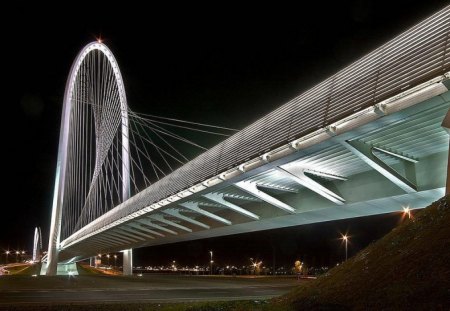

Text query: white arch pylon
(46, 42), (131, 275)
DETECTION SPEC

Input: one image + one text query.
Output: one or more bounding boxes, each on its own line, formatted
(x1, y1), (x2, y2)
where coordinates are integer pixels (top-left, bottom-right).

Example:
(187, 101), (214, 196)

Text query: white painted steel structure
(47, 7), (450, 272)
(46, 42), (131, 275)
(32, 227), (42, 262)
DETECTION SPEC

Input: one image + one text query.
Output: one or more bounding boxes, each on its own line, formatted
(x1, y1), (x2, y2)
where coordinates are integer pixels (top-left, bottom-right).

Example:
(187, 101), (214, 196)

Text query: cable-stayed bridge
(45, 7), (450, 275)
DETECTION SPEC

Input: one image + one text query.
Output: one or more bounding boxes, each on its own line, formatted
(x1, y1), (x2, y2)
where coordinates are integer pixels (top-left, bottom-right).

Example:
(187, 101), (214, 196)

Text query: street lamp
(209, 251), (213, 275)
(107, 254), (110, 266)
(341, 234), (349, 261)
(114, 255), (118, 268)
(15, 251), (20, 262)
(403, 206), (411, 219)
(250, 258), (262, 275)
(172, 260), (177, 271)
(5, 251), (10, 264)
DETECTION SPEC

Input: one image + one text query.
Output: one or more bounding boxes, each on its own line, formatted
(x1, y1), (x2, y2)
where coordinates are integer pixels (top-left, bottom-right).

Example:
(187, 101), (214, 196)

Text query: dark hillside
(276, 195), (450, 310)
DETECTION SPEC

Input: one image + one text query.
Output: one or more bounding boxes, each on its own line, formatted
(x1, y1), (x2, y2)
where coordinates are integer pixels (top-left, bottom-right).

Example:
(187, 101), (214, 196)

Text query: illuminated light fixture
(167, 195), (181, 202)
(238, 157), (267, 173)
(402, 206), (411, 219)
(160, 200), (170, 206)
(290, 129), (330, 151)
(260, 144), (296, 163)
(375, 76), (448, 115)
(141, 207), (152, 213)
(202, 177), (223, 187)
(326, 107), (379, 136)
(150, 203), (160, 209)
(178, 190), (193, 198)
(341, 234), (349, 261)
(218, 167), (242, 181)
(189, 184), (207, 193)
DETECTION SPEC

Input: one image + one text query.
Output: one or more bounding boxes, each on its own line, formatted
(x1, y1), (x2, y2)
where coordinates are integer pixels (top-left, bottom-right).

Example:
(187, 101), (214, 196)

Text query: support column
(447, 148), (450, 195)
(442, 108), (450, 195)
(122, 249), (133, 276)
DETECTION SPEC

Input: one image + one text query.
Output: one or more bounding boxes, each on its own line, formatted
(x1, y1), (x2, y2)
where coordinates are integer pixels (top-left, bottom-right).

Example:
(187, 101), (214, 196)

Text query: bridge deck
(60, 7), (450, 260)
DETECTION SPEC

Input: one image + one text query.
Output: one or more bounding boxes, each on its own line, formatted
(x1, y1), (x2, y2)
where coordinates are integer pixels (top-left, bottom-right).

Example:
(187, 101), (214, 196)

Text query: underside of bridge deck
(59, 90), (450, 262)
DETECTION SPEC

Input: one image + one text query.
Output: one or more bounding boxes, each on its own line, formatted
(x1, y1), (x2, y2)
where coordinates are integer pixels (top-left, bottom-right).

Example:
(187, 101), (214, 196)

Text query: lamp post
(107, 254), (110, 266)
(250, 257), (254, 274)
(209, 251), (213, 275)
(342, 235), (349, 261)
(5, 251), (10, 264)
(98, 253), (102, 266)
(114, 254), (117, 268)
(403, 206), (411, 219)
(172, 260), (176, 272)
(15, 251), (19, 263)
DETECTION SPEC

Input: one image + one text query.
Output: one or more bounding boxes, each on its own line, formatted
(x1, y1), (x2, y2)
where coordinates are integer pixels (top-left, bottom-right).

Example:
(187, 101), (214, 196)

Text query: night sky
(2, 1), (447, 266)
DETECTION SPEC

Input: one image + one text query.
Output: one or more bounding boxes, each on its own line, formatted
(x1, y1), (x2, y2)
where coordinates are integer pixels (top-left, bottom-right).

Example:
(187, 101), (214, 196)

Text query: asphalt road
(0, 275), (300, 306)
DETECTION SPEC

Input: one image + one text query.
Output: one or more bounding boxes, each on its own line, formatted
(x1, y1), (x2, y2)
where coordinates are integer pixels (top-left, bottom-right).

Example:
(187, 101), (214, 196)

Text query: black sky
(2, 1), (448, 265)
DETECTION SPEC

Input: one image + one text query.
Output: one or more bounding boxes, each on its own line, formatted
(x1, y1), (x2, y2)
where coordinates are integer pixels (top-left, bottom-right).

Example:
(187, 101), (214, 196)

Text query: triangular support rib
(343, 140), (417, 193)
(235, 181), (296, 213)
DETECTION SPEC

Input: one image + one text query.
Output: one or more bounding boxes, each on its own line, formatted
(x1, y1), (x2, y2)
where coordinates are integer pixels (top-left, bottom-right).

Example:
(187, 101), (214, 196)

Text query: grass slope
(3, 264), (40, 276)
(76, 263), (122, 275)
(275, 195), (450, 310)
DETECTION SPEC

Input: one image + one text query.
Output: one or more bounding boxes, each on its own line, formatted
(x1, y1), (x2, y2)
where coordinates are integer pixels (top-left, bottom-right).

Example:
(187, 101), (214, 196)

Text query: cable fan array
(125, 111), (237, 194)
(60, 47), (237, 240)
